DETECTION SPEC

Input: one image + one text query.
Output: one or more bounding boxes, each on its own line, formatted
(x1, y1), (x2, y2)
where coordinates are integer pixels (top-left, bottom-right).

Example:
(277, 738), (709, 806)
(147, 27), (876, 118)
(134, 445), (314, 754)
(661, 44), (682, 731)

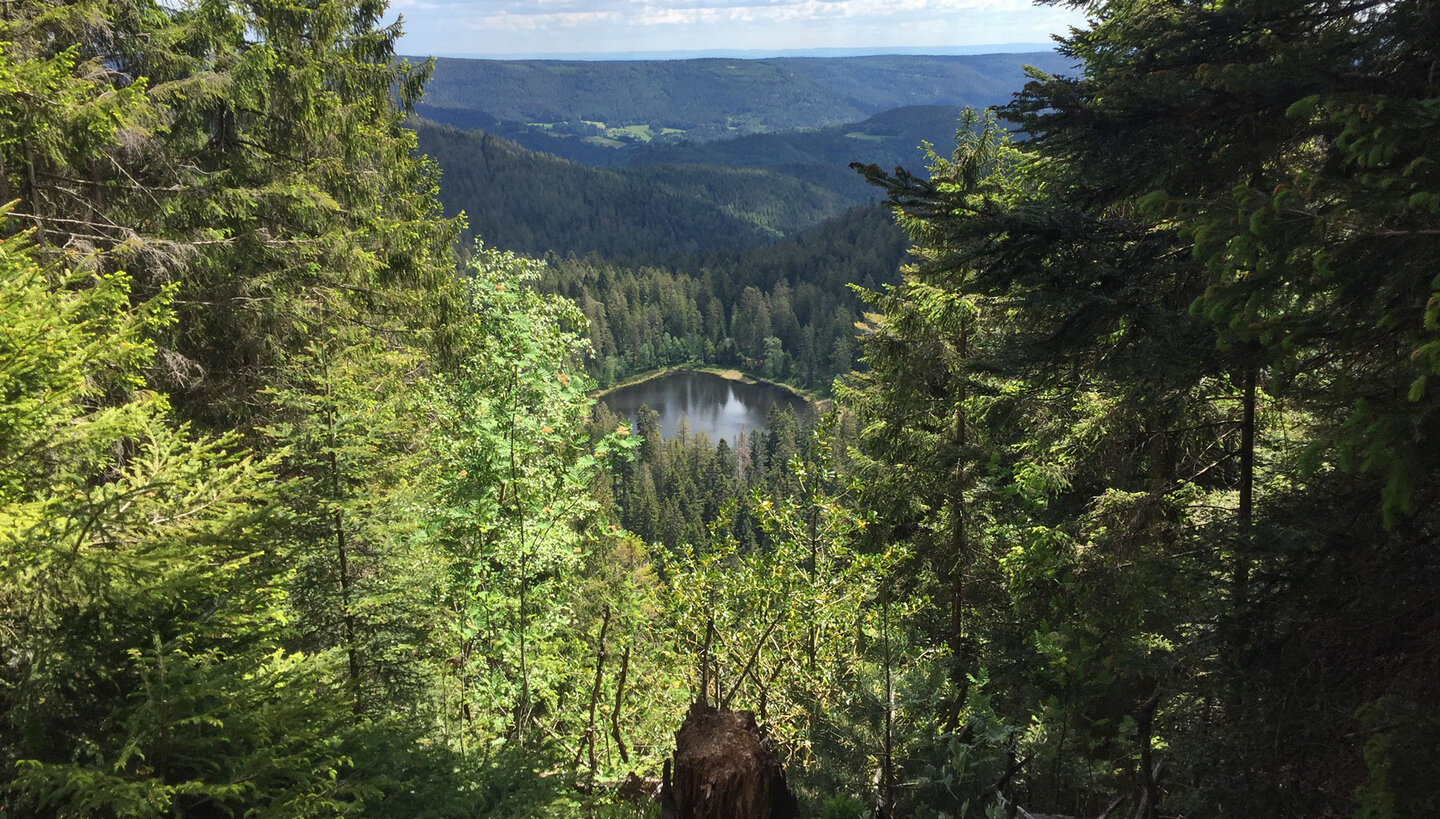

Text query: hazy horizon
(407, 42), (1061, 62)
(391, 0), (1086, 62)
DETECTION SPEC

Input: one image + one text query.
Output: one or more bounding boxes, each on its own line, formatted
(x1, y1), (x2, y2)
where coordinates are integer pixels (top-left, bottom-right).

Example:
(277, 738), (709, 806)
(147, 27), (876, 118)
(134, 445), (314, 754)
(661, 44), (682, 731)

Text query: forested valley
(2, 0), (1438, 817)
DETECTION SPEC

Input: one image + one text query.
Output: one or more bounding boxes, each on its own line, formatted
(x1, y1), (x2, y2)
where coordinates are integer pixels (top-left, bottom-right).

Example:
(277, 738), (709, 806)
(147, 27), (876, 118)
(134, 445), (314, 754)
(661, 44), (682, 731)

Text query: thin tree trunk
(88, 159), (104, 212)
(1052, 693), (1069, 808)
(807, 505), (819, 669)
(1236, 365), (1256, 608)
(1135, 695), (1160, 819)
(578, 605), (611, 776)
(882, 585), (896, 819)
(324, 368), (361, 715)
(948, 321), (971, 729)
(22, 141), (44, 244)
(334, 505), (360, 711)
(611, 643), (631, 765)
(699, 617), (715, 707)
(1226, 366), (1258, 757)
(510, 363), (530, 744)
(1, 155), (12, 207)
(721, 611), (784, 709)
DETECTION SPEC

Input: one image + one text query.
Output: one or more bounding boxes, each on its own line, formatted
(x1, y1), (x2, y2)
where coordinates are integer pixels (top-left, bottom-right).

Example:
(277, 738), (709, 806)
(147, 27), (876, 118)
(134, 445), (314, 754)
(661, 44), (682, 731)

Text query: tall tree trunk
(881, 585), (896, 819)
(1136, 694), (1161, 819)
(948, 321), (971, 729)
(334, 502), (360, 713)
(509, 363), (531, 743)
(1236, 365), (1256, 609)
(1224, 364), (1259, 771)
(324, 372), (361, 715)
(22, 141), (44, 244)
(578, 605), (612, 777)
(0, 155), (12, 207)
(806, 505), (818, 669)
(611, 643), (631, 766)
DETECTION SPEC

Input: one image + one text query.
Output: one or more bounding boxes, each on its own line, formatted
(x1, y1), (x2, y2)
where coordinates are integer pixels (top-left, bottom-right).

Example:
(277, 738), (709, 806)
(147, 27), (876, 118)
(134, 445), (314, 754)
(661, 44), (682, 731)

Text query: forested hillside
(415, 56), (1037, 263)
(3, 0), (1438, 817)
(635, 105), (966, 168)
(418, 52), (1074, 143)
(416, 100), (972, 183)
(413, 52), (1071, 174)
(544, 204), (906, 389)
(415, 121), (856, 259)
(415, 107), (961, 261)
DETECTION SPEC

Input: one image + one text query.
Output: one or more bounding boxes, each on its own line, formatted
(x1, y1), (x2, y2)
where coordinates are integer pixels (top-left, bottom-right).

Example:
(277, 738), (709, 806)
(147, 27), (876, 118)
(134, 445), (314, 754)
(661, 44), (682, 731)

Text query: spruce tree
(851, 0), (1440, 813)
(0, 220), (356, 816)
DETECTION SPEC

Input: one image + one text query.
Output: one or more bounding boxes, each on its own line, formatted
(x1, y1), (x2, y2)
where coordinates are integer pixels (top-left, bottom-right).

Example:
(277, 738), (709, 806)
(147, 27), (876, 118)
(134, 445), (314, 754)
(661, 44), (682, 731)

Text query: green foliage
(0, 223), (355, 816)
(817, 793), (869, 819)
(345, 732), (653, 819)
(543, 205), (904, 392)
(1, 0), (462, 430)
(424, 246), (650, 757)
(848, 1), (1440, 815)
(1354, 696), (1440, 819)
(11, 0), (1436, 814)
(653, 417), (896, 805)
(263, 333), (449, 720)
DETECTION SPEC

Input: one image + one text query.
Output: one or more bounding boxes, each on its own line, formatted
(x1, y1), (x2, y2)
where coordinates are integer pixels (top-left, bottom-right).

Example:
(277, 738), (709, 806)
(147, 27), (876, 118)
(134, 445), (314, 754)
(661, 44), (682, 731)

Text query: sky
(391, 0), (1088, 60)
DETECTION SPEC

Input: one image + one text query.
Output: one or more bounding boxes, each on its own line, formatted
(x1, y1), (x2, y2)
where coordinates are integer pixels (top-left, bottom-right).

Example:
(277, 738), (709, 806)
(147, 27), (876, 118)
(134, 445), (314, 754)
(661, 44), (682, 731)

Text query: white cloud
(396, 0), (1083, 57)
(472, 7), (622, 30)
(637, 5), (722, 25)
(647, 0), (1041, 27)
(442, 0), (1045, 27)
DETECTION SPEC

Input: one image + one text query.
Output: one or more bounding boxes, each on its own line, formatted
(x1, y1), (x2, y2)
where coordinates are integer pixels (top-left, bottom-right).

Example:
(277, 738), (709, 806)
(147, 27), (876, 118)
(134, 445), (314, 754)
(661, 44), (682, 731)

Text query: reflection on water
(598, 370), (811, 444)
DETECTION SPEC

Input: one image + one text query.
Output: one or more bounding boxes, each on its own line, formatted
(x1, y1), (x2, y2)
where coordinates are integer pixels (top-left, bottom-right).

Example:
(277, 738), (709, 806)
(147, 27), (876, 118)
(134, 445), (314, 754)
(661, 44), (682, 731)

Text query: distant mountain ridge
(418, 52), (1074, 144)
(414, 52), (1069, 261)
(633, 105), (967, 168)
(414, 103), (979, 260)
(419, 43), (1058, 61)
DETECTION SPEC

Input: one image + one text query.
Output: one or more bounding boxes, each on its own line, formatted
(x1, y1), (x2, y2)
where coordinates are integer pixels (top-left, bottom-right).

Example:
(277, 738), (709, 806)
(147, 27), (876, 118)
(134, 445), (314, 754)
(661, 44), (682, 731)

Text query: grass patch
(612, 124), (654, 141)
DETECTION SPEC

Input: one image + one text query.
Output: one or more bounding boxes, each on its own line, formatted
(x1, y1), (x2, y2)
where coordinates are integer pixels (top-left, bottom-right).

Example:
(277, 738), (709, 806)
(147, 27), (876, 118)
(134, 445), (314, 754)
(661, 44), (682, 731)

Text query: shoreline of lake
(591, 365), (829, 411)
(594, 367), (821, 443)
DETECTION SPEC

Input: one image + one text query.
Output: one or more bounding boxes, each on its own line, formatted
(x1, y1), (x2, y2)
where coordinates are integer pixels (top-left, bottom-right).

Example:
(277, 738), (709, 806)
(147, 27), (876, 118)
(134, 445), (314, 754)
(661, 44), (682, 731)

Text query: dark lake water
(598, 370), (811, 444)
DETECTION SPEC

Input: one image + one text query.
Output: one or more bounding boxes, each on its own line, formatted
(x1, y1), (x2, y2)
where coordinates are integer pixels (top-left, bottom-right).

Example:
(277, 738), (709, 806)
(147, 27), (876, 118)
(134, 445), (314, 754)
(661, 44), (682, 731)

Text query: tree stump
(661, 701), (799, 819)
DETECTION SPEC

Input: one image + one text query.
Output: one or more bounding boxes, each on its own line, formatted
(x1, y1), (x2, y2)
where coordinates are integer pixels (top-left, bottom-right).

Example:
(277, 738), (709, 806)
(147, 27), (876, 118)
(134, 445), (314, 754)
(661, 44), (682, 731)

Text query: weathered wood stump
(660, 701), (798, 819)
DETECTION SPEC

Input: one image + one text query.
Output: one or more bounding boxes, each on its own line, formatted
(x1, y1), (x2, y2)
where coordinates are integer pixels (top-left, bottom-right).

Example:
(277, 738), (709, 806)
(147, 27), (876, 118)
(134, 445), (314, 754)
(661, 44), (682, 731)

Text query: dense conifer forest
(2, 0), (1438, 817)
(414, 121), (861, 260)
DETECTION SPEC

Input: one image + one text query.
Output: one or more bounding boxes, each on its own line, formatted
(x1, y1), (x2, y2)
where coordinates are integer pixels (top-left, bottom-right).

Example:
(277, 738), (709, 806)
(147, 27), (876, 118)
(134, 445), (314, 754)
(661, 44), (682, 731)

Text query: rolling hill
(415, 121), (858, 261)
(415, 52), (1074, 148)
(413, 52), (1067, 261)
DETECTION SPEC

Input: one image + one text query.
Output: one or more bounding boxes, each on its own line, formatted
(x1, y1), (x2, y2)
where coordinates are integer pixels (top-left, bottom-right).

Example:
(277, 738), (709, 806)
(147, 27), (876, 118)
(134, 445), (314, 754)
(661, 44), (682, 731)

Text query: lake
(598, 370), (812, 444)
